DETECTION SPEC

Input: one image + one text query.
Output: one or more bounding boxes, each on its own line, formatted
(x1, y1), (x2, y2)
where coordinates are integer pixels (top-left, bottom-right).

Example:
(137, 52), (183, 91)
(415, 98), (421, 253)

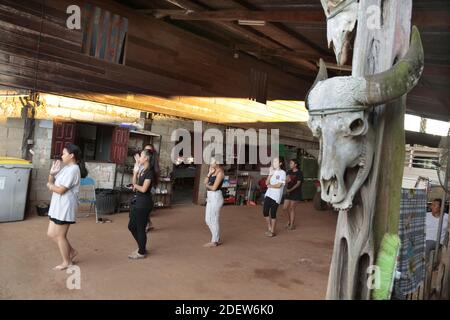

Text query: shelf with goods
(221, 173), (238, 205)
(153, 176), (173, 208)
(221, 168), (256, 205)
(234, 173), (253, 205)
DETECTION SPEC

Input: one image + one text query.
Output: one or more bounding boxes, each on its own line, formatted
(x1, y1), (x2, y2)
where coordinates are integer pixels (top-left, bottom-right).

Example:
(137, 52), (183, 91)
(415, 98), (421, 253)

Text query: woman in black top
(128, 149), (155, 259)
(203, 157), (225, 247)
(283, 159), (303, 230)
(143, 144), (160, 232)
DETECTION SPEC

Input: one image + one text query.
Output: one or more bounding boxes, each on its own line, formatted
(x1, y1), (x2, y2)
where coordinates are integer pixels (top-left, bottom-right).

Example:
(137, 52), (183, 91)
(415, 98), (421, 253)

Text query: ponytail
(150, 152), (159, 186)
(78, 159), (88, 178)
(65, 143), (89, 178)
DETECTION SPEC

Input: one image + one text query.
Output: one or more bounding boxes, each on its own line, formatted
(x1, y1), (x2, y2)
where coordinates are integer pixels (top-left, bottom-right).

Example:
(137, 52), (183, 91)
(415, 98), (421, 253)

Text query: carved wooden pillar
(321, 0), (414, 299)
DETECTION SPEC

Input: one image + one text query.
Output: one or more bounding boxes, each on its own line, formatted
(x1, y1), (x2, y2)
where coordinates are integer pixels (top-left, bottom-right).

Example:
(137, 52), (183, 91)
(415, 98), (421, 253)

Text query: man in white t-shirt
(425, 198), (449, 258)
(262, 157), (286, 237)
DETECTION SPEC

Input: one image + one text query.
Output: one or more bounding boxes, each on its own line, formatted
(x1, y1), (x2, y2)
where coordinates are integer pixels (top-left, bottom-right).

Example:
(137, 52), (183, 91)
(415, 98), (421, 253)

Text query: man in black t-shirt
(283, 159), (303, 230)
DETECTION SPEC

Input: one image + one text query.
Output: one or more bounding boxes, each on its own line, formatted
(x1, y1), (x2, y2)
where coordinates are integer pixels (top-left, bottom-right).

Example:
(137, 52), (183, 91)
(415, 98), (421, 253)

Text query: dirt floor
(0, 202), (337, 300)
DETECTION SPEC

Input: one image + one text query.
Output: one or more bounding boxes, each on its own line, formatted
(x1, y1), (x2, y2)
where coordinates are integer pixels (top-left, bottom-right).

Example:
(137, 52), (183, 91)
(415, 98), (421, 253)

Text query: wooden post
(325, 0), (413, 299)
(20, 93), (37, 161)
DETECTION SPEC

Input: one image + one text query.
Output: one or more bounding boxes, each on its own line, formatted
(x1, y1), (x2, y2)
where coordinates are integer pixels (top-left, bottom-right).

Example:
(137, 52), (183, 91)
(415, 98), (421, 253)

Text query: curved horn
(357, 26), (424, 106)
(305, 59), (328, 110)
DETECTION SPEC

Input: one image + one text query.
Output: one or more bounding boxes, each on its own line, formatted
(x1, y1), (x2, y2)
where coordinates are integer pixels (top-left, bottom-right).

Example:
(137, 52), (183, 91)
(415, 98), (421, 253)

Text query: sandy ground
(0, 202), (337, 300)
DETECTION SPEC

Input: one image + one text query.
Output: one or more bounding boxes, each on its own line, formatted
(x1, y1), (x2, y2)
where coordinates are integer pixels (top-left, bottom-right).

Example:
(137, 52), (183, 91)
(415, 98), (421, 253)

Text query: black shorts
(285, 191), (302, 201)
(49, 217), (75, 225)
(263, 196), (279, 219)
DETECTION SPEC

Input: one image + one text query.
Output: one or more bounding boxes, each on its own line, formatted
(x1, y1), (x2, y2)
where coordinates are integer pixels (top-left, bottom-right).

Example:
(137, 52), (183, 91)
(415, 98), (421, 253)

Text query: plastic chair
(79, 177), (98, 221)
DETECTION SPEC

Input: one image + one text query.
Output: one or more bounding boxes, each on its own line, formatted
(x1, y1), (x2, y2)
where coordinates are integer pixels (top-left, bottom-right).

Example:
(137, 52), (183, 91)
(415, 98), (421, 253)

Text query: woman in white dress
(46, 144), (88, 271)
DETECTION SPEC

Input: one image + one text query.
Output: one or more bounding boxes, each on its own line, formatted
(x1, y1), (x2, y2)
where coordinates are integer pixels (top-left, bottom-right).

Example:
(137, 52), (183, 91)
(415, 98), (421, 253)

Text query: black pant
(263, 196), (279, 219)
(128, 205), (151, 255)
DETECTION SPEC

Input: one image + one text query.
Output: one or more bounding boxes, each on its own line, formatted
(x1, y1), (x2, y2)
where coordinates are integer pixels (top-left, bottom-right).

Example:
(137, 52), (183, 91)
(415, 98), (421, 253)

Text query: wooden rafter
(157, 0), (319, 72)
(143, 7), (450, 28)
(234, 44), (324, 60)
(142, 8), (325, 24)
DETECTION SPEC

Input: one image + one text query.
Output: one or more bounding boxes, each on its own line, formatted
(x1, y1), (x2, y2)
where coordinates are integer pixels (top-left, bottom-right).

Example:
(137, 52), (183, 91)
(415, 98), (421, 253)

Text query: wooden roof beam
(235, 44), (324, 60)
(145, 9), (325, 24)
(158, 0), (318, 72)
(223, 0), (325, 66)
(143, 8), (450, 28)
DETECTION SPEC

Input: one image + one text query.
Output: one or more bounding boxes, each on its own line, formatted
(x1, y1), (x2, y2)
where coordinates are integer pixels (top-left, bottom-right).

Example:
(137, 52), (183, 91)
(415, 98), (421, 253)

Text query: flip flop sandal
(203, 242), (218, 247)
(52, 264), (72, 271)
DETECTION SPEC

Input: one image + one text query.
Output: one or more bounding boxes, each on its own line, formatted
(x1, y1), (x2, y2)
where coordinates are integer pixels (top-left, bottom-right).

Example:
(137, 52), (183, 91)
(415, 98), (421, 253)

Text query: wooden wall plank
(0, 0), (312, 124)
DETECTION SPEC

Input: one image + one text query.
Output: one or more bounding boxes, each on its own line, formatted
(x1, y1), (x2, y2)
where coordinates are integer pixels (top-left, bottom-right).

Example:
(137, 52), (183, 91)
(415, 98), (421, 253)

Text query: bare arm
(267, 171), (286, 189)
(47, 183), (69, 195)
(132, 170), (138, 186)
(47, 161), (68, 194)
(205, 171), (224, 191)
(134, 179), (151, 193)
(47, 160), (60, 190)
(268, 182), (284, 189)
(287, 181), (301, 193)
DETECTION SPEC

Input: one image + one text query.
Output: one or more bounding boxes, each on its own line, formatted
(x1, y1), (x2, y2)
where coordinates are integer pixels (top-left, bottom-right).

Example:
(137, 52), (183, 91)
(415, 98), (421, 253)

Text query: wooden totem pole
(307, 0), (424, 299)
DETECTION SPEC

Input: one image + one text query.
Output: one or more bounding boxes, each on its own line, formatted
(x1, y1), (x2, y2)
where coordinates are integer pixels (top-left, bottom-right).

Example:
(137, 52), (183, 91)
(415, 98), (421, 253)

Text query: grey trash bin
(0, 157), (33, 222)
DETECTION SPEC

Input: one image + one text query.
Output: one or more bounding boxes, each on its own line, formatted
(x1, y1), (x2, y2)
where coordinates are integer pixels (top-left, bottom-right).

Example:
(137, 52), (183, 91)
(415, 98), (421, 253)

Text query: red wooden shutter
(51, 121), (76, 159)
(110, 127), (129, 164)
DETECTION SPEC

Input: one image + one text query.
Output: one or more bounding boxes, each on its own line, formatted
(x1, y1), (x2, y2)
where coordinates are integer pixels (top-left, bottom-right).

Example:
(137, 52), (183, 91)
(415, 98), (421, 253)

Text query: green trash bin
(0, 157), (33, 222)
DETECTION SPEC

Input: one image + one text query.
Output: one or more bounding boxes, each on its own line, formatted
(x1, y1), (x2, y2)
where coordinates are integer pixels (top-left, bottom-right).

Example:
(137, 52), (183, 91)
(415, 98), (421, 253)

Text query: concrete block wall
(85, 162), (116, 189)
(0, 118), (24, 158)
(114, 170), (132, 187)
(150, 114), (196, 176)
(28, 120), (54, 209)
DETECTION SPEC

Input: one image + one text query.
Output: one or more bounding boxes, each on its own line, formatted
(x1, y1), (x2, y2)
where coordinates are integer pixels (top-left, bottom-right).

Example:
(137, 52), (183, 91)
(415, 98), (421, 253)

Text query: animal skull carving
(320, 0), (358, 65)
(306, 27), (424, 210)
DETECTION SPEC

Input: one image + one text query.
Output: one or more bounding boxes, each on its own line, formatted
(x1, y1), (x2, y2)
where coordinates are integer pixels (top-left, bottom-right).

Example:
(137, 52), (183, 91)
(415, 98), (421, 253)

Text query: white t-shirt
(425, 212), (448, 243)
(264, 169), (286, 204)
(48, 164), (81, 222)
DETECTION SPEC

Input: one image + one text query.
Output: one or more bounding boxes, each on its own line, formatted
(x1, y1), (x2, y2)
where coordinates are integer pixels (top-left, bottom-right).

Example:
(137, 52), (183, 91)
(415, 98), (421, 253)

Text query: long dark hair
(144, 144), (160, 175)
(65, 144), (88, 178)
(141, 149), (159, 185)
(290, 159), (300, 169)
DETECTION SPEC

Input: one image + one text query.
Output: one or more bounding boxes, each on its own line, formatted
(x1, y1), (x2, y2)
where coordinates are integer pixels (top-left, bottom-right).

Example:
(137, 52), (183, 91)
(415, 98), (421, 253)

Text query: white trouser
(205, 190), (224, 243)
